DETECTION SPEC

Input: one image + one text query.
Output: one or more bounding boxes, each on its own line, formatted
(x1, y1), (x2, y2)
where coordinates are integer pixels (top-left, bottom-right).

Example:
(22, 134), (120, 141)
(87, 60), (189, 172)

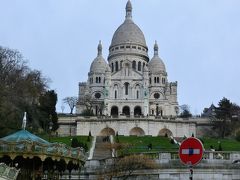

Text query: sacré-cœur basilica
(58, 1), (200, 138)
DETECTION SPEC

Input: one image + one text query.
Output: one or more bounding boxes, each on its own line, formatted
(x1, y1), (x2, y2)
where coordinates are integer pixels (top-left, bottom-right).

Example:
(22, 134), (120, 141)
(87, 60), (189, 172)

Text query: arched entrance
(111, 106), (118, 116)
(134, 106), (142, 116)
(158, 128), (173, 137)
(129, 127), (145, 136)
(100, 127), (115, 136)
(122, 106), (130, 116)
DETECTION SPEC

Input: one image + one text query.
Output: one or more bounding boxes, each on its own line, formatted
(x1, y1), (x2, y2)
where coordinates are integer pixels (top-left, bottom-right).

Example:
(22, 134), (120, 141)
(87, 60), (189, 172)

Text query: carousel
(0, 113), (86, 180)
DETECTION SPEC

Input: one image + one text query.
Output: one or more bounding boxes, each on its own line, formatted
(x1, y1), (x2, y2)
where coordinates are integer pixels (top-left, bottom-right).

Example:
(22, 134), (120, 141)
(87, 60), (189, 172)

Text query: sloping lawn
(116, 136), (178, 153)
(40, 135), (92, 151)
(116, 136), (240, 154)
(201, 137), (240, 151)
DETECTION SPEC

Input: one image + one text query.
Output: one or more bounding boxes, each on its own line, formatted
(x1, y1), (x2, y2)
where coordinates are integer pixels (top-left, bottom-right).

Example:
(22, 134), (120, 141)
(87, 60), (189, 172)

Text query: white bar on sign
(182, 149), (200, 154)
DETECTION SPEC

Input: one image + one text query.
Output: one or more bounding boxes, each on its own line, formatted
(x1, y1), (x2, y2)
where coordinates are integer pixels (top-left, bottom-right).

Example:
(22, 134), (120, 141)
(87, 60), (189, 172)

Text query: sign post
(179, 137), (204, 180)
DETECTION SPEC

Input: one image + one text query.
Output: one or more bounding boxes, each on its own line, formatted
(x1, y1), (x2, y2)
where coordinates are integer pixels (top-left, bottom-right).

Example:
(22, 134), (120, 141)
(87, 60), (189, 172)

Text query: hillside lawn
(42, 135), (240, 152)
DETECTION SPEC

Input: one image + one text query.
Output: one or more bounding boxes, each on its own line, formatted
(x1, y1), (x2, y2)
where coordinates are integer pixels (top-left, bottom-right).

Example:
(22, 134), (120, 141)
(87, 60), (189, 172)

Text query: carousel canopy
(0, 130), (86, 165)
(1, 130), (50, 145)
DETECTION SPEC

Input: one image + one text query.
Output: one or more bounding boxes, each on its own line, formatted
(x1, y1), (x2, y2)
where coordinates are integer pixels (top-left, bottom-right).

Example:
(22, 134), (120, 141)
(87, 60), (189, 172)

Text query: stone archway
(122, 106), (130, 116)
(134, 106), (142, 116)
(111, 106), (118, 116)
(100, 127), (115, 136)
(158, 128), (173, 137)
(129, 127), (145, 136)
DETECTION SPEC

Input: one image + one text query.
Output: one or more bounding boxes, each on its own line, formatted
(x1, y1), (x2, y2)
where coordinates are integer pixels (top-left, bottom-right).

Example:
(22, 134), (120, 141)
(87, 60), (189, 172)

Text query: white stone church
(76, 0), (178, 117)
(58, 1), (199, 137)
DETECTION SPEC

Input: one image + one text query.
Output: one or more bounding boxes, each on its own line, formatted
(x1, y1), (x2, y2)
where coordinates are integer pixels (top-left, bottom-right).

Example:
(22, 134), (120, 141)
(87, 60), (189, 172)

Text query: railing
(126, 151), (240, 161)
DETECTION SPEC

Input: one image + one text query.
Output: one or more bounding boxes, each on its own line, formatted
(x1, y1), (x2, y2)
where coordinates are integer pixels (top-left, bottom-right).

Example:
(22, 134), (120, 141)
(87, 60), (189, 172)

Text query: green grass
(116, 135), (178, 153)
(116, 136), (240, 154)
(201, 137), (240, 151)
(39, 135), (92, 151)
(39, 134), (240, 153)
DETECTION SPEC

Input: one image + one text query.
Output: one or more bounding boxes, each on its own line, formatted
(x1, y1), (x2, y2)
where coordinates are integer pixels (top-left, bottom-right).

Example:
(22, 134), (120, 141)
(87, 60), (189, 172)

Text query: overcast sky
(1, 0), (240, 114)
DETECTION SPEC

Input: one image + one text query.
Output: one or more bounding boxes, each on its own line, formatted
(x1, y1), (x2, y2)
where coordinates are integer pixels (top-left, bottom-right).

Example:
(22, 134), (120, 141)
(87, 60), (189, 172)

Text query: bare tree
(98, 143), (158, 180)
(98, 154), (158, 180)
(63, 96), (78, 114)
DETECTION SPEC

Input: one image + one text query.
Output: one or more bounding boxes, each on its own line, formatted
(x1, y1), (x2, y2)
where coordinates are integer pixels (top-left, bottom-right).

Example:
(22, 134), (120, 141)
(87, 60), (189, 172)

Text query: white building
(57, 1), (198, 137)
(77, 0), (178, 117)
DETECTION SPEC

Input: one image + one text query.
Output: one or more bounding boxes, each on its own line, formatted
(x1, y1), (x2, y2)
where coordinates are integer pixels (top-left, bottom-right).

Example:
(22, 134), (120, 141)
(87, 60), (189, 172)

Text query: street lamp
(49, 121), (53, 142)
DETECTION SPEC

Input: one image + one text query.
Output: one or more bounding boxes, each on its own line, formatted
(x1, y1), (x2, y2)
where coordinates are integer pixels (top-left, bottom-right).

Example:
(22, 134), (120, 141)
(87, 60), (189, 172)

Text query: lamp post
(49, 121), (53, 142)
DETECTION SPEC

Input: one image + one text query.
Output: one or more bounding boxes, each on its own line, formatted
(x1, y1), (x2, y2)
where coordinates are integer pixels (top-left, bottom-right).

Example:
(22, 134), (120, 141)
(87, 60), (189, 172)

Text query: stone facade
(62, 1), (201, 137)
(76, 1), (178, 117)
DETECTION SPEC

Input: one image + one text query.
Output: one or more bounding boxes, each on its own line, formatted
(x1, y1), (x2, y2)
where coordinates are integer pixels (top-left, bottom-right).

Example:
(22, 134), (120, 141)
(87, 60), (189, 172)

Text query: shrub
(236, 131), (240, 142)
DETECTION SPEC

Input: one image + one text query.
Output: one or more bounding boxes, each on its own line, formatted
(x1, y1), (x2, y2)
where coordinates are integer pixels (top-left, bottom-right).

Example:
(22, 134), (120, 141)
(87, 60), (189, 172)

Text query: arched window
(154, 77), (157, 83)
(115, 90), (117, 99)
(157, 77), (159, 83)
(138, 61), (141, 71)
(132, 61), (136, 70)
(143, 63), (145, 70)
(115, 61), (119, 71)
(124, 82), (129, 95)
(162, 78), (165, 84)
(111, 63), (114, 72)
(137, 90), (139, 99)
(149, 78), (151, 84)
(99, 77), (101, 83)
(96, 77), (98, 83)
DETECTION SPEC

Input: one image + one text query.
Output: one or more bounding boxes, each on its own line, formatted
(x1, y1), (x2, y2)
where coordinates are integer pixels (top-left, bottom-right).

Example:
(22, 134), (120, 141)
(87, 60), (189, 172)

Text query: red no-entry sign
(179, 137), (204, 166)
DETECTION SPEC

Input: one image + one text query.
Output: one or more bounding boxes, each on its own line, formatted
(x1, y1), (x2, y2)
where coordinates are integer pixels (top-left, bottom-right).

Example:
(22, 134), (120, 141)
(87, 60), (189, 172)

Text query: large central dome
(108, 0), (148, 61)
(110, 19), (147, 47)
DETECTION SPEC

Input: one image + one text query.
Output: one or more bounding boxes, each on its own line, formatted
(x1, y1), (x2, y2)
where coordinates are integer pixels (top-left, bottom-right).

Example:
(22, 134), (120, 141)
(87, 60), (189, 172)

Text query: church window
(154, 77), (157, 83)
(149, 78), (151, 84)
(137, 90), (139, 99)
(138, 47), (141, 50)
(138, 61), (141, 71)
(142, 48), (146, 51)
(115, 61), (119, 71)
(95, 93), (101, 99)
(120, 61), (123, 69)
(132, 46), (136, 49)
(126, 45), (130, 48)
(111, 63), (114, 72)
(132, 61), (136, 70)
(143, 63), (145, 70)
(157, 77), (159, 83)
(154, 93), (160, 99)
(120, 46), (124, 49)
(124, 82), (129, 95)
(99, 77), (101, 83)
(162, 78), (165, 84)
(96, 77), (98, 83)
(115, 47), (119, 50)
(115, 90), (117, 99)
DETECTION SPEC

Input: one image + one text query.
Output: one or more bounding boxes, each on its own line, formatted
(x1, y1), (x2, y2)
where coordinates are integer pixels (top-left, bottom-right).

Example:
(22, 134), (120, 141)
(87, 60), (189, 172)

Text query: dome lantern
(97, 40), (102, 56)
(125, 0), (132, 19)
(154, 41), (159, 56)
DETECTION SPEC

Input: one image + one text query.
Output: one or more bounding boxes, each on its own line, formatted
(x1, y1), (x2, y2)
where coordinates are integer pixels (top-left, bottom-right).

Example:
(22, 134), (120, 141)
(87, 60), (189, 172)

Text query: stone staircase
(92, 136), (112, 160)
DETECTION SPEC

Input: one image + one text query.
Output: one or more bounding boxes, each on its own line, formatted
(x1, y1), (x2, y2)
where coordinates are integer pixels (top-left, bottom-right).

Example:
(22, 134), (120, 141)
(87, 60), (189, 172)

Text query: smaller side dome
(148, 41), (166, 74)
(90, 41), (108, 73)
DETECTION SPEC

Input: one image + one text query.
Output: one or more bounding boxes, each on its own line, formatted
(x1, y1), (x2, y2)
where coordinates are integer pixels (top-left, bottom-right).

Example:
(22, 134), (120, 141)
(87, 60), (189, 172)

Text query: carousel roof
(0, 129), (86, 165)
(0, 130), (50, 145)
